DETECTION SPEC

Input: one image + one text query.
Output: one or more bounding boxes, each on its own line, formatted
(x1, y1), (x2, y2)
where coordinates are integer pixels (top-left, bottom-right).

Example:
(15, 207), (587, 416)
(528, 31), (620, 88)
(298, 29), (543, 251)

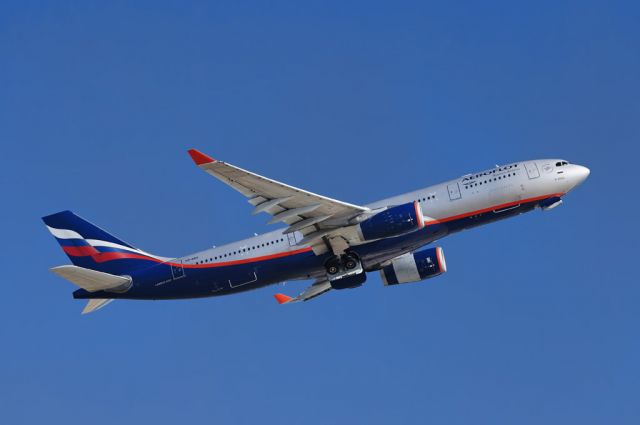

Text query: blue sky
(1, 1), (639, 423)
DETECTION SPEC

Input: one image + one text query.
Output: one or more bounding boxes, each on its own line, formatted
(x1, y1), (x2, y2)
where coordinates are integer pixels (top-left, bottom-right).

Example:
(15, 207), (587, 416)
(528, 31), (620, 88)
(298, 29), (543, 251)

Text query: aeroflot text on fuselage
(461, 163), (519, 184)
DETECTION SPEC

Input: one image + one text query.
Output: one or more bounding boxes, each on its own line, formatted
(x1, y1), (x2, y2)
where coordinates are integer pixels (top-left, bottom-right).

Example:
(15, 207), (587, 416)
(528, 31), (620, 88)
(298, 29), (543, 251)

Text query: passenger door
(525, 162), (540, 179)
(447, 183), (461, 201)
(171, 261), (185, 280)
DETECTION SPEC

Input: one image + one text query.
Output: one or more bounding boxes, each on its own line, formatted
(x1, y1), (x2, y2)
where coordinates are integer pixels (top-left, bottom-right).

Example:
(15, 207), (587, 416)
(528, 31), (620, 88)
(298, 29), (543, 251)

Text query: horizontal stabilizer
(82, 299), (114, 314)
(50, 265), (132, 293)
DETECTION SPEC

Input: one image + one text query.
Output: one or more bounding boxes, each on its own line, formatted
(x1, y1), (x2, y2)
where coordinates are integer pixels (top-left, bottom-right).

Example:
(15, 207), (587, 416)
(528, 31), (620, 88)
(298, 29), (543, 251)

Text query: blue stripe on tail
(42, 210), (134, 248)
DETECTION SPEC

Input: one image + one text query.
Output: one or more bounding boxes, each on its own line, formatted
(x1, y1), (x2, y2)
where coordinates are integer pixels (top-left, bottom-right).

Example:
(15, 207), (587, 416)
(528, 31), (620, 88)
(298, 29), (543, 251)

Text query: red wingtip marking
(188, 149), (215, 165)
(274, 294), (293, 304)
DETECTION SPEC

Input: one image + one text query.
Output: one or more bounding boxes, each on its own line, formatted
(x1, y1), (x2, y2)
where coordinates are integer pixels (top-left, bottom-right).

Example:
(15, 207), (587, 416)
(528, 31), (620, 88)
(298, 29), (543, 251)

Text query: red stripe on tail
(62, 245), (101, 256)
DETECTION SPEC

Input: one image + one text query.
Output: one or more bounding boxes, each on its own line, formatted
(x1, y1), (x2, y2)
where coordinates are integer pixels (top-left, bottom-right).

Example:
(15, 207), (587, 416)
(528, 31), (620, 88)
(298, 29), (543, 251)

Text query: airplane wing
(188, 149), (369, 245)
(274, 279), (332, 304)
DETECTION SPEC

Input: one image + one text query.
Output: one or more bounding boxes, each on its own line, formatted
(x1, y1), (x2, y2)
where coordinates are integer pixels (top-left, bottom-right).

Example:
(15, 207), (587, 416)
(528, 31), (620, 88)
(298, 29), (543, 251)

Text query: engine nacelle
(330, 271), (367, 289)
(380, 247), (447, 285)
(357, 201), (425, 241)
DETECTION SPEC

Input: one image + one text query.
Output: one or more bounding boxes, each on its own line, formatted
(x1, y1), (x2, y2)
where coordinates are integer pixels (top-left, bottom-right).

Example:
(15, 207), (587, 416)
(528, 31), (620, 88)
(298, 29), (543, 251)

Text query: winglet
(188, 149), (216, 165)
(274, 293), (293, 304)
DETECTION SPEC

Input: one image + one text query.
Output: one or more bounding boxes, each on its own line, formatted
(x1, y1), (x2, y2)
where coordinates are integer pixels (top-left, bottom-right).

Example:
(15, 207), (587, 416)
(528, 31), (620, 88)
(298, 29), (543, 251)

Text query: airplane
(43, 150), (590, 314)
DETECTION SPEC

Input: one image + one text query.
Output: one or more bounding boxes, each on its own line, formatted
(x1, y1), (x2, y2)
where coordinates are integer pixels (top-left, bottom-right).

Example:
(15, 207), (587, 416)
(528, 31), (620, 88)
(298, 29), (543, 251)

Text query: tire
(326, 258), (340, 275)
(343, 256), (358, 270)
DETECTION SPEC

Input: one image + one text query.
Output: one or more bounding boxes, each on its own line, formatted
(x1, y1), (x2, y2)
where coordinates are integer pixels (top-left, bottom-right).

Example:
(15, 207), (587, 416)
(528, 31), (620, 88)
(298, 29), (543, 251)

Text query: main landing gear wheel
(325, 253), (363, 281)
(325, 258), (341, 275)
(343, 255), (358, 270)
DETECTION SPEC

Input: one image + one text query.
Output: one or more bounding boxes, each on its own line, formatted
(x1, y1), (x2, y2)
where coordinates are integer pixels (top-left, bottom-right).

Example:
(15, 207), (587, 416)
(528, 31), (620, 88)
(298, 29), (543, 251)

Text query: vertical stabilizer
(42, 210), (166, 275)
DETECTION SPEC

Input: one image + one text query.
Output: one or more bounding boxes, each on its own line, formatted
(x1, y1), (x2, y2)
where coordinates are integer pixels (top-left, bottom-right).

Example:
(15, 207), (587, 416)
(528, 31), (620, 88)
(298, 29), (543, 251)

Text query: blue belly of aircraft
(74, 199), (539, 300)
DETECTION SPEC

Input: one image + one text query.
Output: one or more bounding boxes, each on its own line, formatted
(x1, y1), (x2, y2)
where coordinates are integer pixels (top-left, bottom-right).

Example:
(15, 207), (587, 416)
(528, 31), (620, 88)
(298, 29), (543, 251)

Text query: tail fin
(42, 210), (165, 275)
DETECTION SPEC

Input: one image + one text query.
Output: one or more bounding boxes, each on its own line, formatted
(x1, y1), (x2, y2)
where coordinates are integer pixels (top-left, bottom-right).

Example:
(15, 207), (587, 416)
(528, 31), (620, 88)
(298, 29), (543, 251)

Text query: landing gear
(325, 257), (341, 275)
(343, 256), (358, 270)
(324, 253), (363, 282)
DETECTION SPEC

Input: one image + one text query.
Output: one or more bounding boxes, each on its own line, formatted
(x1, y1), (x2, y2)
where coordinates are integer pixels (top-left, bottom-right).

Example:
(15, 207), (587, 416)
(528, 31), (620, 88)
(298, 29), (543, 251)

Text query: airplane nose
(573, 165), (590, 186)
(577, 165), (590, 180)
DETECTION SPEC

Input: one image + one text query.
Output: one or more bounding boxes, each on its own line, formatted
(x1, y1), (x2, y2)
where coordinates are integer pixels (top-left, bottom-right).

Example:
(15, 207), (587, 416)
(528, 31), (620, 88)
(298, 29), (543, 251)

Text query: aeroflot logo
(461, 164), (519, 184)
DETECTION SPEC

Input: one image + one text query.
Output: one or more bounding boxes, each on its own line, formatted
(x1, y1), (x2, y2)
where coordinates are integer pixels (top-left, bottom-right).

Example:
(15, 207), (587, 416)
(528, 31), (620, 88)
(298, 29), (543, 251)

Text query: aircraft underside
(72, 197), (541, 301)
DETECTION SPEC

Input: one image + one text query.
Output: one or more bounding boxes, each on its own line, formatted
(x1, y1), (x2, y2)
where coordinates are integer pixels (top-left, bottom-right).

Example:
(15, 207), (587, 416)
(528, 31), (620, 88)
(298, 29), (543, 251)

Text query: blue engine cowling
(380, 247), (447, 285)
(330, 271), (367, 289)
(358, 201), (425, 241)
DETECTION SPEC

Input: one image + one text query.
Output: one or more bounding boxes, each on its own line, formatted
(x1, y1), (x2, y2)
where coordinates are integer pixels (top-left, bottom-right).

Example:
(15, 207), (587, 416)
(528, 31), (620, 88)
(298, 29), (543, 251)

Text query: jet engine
(380, 247), (447, 285)
(357, 201), (425, 241)
(330, 271), (367, 290)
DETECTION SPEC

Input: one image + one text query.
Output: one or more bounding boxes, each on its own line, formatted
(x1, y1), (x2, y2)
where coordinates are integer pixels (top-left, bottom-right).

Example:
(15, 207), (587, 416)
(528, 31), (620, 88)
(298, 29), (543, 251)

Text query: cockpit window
(555, 161), (569, 167)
